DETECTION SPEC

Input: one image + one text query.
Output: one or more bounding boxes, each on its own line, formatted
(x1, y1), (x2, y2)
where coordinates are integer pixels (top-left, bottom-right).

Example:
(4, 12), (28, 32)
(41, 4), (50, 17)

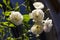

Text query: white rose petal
(43, 18), (53, 32)
(30, 24), (43, 36)
(29, 9), (44, 22)
(9, 11), (23, 25)
(29, 13), (33, 19)
(33, 2), (44, 9)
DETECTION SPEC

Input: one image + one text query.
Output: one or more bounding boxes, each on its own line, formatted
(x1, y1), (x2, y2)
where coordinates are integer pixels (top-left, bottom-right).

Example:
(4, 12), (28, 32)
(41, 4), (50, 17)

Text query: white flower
(43, 18), (53, 32)
(33, 2), (44, 9)
(29, 9), (44, 22)
(9, 11), (23, 25)
(30, 24), (43, 36)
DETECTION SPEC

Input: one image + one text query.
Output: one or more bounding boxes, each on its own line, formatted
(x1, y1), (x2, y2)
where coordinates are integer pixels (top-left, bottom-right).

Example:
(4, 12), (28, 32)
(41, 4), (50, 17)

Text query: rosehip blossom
(9, 11), (23, 25)
(29, 9), (44, 22)
(43, 18), (53, 32)
(33, 2), (44, 9)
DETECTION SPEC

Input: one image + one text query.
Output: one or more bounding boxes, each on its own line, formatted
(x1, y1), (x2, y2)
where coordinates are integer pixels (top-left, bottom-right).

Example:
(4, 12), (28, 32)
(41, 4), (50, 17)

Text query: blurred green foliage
(0, 4), (2, 8)
(23, 14), (30, 23)
(3, 0), (12, 10)
(0, 0), (31, 40)
(2, 11), (11, 16)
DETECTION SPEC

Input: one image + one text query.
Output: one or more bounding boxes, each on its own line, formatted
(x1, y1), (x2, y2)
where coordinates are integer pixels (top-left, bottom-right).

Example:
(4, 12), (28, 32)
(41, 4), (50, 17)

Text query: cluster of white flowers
(9, 11), (23, 25)
(30, 18), (53, 36)
(29, 2), (44, 22)
(29, 2), (44, 36)
(29, 2), (53, 36)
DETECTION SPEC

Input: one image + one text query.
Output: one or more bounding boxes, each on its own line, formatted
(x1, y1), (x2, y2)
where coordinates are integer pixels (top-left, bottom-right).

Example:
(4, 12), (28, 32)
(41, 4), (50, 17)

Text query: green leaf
(3, 0), (10, 5)
(2, 22), (9, 26)
(6, 17), (10, 21)
(3, 0), (12, 10)
(7, 5), (12, 10)
(11, 38), (15, 40)
(23, 14), (30, 29)
(0, 27), (4, 32)
(7, 0), (10, 5)
(23, 14), (30, 23)
(0, 29), (3, 32)
(0, 25), (5, 32)
(1, 21), (15, 28)
(25, 0), (31, 12)
(14, 2), (20, 11)
(26, 6), (31, 12)
(9, 23), (15, 27)
(24, 35), (29, 40)
(0, 4), (2, 8)
(3, 11), (11, 16)
(7, 37), (11, 40)
(3, 0), (7, 5)
(7, 37), (16, 40)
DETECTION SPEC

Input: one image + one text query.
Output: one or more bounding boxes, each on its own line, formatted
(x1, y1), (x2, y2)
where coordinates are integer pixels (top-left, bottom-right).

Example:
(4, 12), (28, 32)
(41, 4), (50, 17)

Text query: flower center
(36, 26), (39, 28)
(14, 15), (20, 21)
